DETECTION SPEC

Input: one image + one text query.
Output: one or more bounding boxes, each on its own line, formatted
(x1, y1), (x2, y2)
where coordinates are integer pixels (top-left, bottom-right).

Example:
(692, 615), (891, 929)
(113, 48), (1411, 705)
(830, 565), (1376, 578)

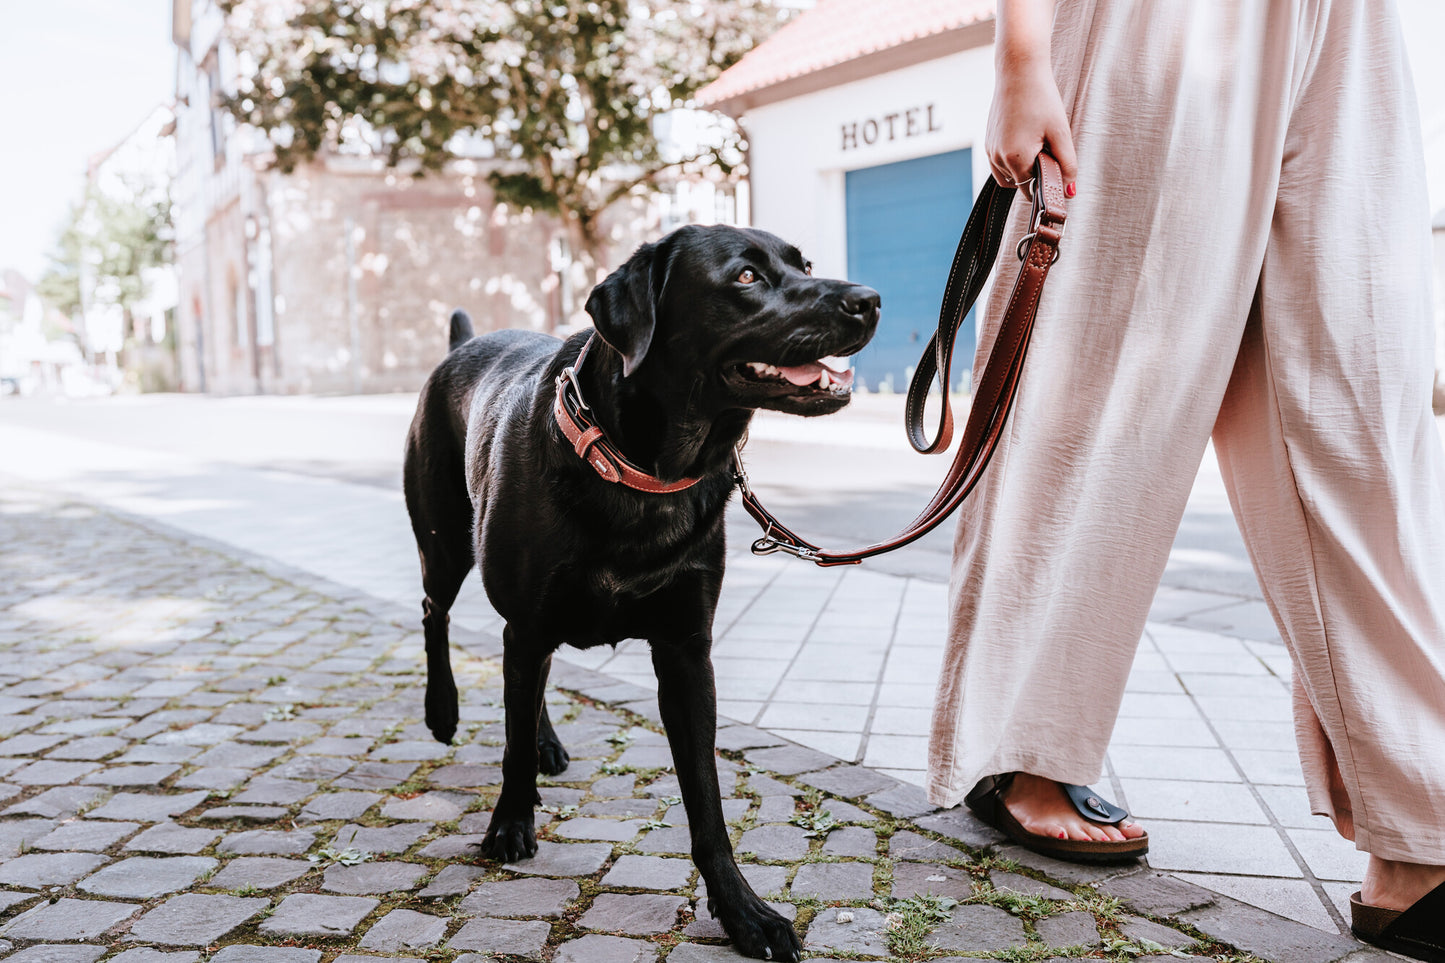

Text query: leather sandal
(1351, 880), (1445, 962)
(965, 772), (1149, 864)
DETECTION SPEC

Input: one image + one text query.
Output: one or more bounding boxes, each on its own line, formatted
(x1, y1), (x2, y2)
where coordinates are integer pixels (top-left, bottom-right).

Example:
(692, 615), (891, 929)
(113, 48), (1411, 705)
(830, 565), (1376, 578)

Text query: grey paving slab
(744, 745), (836, 775)
(124, 823), (221, 855)
(107, 951), (201, 963)
(600, 854), (694, 890)
(259, 893), (378, 937)
(32, 820), (138, 852)
(929, 904), (1030, 953)
(992, 870), (1075, 900)
(322, 860), (428, 894)
(356, 909), (449, 952)
(210, 949), (319, 963)
(1121, 916), (1203, 950)
(891, 861), (975, 900)
(417, 863), (486, 896)
(78, 856), (217, 898)
(0, 819), (58, 857)
(1, 897), (141, 939)
(85, 791), (210, 822)
(553, 816), (646, 841)
(1035, 910), (1102, 948)
(803, 906), (891, 956)
(297, 790), (382, 822)
(796, 765), (896, 798)
(449, 918), (552, 958)
(126, 894), (270, 945)
(4, 785), (108, 819)
(0, 852), (109, 887)
(551, 933), (655, 963)
(379, 789), (469, 821)
(789, 861), (875, 899)
(217, 829), (316, 855)
(820, 825), (877, 856)
(503, 840), (612, 876)
(207, 856), (312, 890)
(578, 893), (687, 934)
(333, 822), (430, 854)
(888, 829), (967, 863)
(736, 824), (811, 860)
(3, 947), (106, 963)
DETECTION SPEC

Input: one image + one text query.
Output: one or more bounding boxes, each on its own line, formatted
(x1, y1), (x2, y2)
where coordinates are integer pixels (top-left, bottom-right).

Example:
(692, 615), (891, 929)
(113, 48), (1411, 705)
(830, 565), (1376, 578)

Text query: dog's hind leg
(419, 569), (465, 745)
(481, 623), (548, 863)
(404, 432), (473, 745)
(652, 640), (802, 962)
(535, 658), (570, 776)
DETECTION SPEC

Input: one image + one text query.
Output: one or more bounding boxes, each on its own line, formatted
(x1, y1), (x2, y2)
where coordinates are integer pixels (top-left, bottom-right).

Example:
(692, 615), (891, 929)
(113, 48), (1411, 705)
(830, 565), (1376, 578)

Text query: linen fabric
(928, 0), (1445, 861)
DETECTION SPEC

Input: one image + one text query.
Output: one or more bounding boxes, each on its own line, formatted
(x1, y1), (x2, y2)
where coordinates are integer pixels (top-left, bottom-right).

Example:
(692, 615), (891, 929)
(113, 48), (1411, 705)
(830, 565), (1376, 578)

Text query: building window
(205, 56), (227, 167)
(230, 275), (247, 349)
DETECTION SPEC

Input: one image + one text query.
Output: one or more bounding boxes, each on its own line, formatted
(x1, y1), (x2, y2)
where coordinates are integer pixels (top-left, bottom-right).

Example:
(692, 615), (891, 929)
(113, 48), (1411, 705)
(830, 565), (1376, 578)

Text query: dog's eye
(804, 262), (814, 276)
(737, 268), (758, 285)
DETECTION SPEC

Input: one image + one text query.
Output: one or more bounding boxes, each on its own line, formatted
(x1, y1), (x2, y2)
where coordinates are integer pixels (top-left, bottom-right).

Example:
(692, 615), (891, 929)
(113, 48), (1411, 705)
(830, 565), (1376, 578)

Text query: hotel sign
(841, 104), (942, 151)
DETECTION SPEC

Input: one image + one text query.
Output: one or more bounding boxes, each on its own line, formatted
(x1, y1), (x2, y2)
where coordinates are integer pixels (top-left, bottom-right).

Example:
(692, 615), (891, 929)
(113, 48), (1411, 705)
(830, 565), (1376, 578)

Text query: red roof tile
(700, 0), (995, 108)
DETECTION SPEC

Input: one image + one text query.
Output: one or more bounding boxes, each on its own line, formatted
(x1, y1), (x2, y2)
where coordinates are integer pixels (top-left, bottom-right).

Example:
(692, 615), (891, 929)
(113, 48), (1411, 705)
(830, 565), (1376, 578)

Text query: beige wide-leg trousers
(928, 0), (1445, 862)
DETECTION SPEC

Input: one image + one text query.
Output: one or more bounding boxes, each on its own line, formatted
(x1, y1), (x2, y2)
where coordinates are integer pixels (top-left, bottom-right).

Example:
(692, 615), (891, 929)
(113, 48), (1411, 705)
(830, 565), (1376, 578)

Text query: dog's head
(585, 224), (879, 417)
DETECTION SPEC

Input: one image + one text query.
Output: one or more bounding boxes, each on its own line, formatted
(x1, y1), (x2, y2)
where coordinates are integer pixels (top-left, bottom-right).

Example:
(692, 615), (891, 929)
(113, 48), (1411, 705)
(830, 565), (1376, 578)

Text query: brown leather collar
(553, 334), (701, 494)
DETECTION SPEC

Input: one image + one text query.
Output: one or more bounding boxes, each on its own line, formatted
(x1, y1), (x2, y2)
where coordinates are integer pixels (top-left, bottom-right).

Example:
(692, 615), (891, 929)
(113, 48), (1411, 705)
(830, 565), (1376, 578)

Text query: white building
(702, 0), (1445, 396)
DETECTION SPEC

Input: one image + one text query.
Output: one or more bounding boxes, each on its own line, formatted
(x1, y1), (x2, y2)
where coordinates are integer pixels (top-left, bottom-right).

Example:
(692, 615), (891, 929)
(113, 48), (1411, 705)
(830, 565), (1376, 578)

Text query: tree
(38, 179), (172, 351)
(221, 0), (787, 276)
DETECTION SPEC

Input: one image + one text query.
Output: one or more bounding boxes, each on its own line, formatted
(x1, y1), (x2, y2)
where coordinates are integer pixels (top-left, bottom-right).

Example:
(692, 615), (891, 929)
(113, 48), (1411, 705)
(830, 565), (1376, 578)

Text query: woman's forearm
(995, 0), (1056, 72)
(986, 0), (1077, 192)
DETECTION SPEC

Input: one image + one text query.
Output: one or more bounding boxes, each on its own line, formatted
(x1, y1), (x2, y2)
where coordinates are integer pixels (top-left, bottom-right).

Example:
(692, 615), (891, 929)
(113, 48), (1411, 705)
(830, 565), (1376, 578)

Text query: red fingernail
(1065, 182), (1077, 198)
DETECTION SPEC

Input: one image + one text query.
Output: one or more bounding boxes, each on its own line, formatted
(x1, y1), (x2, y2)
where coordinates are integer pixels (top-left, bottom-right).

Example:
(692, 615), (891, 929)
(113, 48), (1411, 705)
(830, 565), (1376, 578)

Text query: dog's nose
(841, 285), (881, 320)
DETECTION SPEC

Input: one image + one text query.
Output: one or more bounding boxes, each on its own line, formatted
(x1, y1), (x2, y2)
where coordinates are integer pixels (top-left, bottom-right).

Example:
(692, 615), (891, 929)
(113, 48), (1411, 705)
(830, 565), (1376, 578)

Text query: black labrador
(403, 224), (879, 961)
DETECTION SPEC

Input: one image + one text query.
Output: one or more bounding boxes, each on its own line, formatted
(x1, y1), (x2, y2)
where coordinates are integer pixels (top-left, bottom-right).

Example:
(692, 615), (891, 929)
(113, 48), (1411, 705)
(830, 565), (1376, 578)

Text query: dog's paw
(424, 687), (459, 745)
(537, 737), (569, 776)
(425, 718), (457, 745)
(479, 815), (538, 864)
(716, 897), (803, 962)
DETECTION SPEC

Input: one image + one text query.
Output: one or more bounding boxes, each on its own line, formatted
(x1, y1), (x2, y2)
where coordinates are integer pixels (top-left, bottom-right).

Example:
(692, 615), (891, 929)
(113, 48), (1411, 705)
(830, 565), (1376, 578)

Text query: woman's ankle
(1361, 856), (1445, 911)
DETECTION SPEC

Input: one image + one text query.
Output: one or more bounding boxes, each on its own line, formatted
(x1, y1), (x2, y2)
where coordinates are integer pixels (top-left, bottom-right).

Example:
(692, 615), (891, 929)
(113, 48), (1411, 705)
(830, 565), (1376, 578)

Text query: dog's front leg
(480, 624), (547, 863)
(651, 640), (802, 962)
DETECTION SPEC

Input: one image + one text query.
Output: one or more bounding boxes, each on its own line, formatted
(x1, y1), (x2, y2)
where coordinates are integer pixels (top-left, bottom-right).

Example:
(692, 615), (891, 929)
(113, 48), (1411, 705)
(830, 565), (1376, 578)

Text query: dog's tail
(448, 308), (475, 352)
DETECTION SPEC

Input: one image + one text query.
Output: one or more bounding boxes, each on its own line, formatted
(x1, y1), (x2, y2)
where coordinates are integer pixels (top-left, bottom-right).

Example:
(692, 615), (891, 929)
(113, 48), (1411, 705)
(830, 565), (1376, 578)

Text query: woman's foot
(1361, 856), (1445, 912)
(1001, 772), (1147, 843)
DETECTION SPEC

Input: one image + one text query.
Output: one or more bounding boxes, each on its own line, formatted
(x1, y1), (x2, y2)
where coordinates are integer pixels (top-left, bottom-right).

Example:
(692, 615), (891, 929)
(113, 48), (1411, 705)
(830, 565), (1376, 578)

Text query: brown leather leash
(738, 152), (1069, 566)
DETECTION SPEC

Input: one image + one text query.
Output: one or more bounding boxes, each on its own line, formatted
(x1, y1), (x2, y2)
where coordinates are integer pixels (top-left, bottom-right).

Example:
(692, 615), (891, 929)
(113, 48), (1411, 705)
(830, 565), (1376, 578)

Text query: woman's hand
(987, 0), (1078, 196)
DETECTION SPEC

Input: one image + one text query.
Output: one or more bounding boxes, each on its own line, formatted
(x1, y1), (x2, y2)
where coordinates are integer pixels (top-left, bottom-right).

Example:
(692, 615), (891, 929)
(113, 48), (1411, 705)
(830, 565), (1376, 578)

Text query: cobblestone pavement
(0, 491), (1397, 961)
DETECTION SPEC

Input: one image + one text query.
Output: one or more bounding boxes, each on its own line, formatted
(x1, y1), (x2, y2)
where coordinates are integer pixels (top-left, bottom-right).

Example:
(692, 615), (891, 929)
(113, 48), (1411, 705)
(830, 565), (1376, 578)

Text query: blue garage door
(845, 149), (973, 393)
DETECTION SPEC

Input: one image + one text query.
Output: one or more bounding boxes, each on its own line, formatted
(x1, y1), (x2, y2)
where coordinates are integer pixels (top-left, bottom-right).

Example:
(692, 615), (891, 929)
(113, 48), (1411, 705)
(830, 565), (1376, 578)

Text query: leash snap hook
(750, 535), (820, 562)
(556, 365), (590, 412)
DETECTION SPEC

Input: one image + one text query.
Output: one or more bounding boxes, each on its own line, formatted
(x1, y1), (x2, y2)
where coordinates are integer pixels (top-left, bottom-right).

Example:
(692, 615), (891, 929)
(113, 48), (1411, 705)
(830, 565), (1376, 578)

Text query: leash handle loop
(744, 151), (1068, 566)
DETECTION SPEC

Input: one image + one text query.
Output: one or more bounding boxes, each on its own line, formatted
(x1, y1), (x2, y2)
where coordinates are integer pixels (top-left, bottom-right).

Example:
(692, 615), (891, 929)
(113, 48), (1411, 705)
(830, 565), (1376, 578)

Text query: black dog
(403, 224), (879, 961)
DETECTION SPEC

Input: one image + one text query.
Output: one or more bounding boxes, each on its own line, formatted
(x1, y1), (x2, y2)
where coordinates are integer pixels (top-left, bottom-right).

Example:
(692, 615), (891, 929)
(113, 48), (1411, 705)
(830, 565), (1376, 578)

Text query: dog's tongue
(777, 361), (854, 388)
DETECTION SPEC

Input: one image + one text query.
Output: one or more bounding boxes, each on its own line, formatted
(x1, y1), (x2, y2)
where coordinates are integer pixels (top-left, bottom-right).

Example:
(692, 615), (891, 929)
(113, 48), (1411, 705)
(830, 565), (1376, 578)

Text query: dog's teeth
(818, 370), (830, 389)
(766, 365), (780, 376)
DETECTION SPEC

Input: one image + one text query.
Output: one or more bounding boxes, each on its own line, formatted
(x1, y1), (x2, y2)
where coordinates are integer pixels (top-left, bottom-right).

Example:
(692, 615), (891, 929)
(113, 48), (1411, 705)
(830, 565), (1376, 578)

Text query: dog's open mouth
(735, 355), (855, 395)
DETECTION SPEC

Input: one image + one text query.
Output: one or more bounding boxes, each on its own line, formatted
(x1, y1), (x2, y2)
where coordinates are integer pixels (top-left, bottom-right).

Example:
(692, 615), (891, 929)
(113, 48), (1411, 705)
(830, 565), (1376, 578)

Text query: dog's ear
(586, 240), (664, 377)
